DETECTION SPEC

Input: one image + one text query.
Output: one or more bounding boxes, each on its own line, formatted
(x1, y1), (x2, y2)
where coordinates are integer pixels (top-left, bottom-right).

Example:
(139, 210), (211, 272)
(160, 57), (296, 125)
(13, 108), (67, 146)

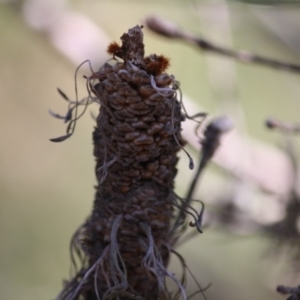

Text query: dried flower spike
(55, 25), (203, 300)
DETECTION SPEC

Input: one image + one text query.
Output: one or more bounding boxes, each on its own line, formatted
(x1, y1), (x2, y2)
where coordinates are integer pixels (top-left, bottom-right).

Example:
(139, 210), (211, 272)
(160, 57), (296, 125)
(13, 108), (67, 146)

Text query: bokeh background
(1, 0), (300, 299)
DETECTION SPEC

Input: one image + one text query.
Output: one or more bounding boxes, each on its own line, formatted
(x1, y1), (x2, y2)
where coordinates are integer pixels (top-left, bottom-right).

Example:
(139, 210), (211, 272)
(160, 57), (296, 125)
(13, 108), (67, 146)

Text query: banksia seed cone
(56, 25), (190, 300)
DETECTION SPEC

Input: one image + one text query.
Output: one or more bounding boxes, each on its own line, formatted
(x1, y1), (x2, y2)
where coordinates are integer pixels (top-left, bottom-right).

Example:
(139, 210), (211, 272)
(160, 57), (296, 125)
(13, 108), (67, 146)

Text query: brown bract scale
(57, 25), (187, 300)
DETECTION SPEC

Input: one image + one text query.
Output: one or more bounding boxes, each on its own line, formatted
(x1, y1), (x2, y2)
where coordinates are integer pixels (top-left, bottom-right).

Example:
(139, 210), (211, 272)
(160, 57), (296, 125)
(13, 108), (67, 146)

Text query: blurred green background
(1, 0), (300, 299)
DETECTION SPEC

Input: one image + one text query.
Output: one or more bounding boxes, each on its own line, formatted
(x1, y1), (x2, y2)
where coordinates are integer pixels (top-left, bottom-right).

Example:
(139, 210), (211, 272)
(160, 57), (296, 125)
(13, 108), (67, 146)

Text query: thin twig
(146, 16), (300, 74)
(266, 117), (300, 134)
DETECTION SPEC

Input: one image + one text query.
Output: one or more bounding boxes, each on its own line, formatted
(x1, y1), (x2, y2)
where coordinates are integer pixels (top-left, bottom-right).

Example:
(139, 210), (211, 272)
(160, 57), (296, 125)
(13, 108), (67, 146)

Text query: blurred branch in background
(20, 0), (110, 67)
(146, 15), (300, 73)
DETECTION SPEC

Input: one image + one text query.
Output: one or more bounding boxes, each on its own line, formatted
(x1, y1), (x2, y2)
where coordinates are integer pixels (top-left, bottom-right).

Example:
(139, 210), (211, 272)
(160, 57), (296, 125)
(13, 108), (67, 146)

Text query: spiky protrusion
(57, 25), (186, 300)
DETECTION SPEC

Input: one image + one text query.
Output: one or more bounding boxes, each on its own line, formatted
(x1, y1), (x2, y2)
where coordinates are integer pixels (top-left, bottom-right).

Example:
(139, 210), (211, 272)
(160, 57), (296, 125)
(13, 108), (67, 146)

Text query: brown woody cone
(58, 25), (186, 300)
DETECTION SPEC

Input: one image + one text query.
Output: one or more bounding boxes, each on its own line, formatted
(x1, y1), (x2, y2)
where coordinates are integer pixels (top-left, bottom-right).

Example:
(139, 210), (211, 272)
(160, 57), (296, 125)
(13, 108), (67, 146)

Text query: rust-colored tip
(144, 54), (170, 75)
(107, 41), (122, 57)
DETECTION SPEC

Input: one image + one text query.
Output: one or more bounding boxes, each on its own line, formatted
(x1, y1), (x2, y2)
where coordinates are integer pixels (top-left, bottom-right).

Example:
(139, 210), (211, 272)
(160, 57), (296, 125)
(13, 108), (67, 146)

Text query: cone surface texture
(58, 25), (186, 300)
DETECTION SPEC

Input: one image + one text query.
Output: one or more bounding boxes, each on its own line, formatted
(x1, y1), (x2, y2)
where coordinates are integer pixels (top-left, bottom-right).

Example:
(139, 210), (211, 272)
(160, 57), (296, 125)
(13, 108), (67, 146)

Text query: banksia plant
(51, 25), (205, 300)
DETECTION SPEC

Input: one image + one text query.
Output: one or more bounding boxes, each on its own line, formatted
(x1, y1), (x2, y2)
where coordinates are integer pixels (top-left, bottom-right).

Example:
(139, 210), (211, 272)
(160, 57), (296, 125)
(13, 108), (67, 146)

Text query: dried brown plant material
(277, 285), (300, 299)
(53, 25), (205, 300)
